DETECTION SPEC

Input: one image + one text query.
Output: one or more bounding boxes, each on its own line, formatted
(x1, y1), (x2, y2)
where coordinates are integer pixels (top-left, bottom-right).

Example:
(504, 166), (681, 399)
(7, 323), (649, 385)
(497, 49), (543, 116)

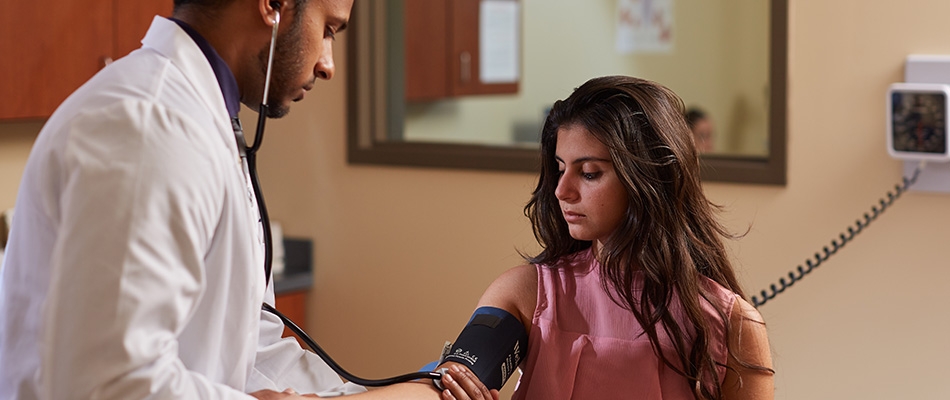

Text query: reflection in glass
(348, 0), (787, 184)
(390, 0), (769, 157)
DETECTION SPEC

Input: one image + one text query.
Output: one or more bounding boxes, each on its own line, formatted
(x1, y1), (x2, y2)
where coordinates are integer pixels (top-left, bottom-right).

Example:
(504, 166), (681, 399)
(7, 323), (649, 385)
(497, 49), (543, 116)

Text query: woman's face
(554, 125), (629, 253)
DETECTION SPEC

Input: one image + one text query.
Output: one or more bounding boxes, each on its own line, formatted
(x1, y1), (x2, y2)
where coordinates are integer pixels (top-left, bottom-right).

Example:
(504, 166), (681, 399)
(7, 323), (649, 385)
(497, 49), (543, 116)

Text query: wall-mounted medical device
(888, 55), (950, 193)
(886, 82), (950, 161)
(752, 55), (948, 307)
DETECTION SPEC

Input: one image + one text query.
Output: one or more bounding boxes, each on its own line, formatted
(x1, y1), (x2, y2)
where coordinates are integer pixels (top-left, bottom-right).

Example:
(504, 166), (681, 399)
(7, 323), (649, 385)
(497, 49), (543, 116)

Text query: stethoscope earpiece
(269, 1), (281, 24)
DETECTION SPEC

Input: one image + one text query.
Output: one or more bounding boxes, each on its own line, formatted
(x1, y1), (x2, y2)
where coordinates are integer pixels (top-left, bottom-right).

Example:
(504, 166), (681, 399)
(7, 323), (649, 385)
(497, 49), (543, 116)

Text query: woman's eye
(325, 27), (337, 40)
(582, 172), (600, 180)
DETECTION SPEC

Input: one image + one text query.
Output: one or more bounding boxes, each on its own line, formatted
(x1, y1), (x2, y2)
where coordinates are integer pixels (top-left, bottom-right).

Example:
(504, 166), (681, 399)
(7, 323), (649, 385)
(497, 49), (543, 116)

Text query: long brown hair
(525, 76), (745, 399)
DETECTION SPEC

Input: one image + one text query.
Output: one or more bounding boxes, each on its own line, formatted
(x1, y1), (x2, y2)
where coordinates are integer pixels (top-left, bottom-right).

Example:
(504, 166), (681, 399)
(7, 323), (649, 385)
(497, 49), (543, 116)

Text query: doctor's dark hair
(173, 0), (308, 11)
(524, 75), (764, 399)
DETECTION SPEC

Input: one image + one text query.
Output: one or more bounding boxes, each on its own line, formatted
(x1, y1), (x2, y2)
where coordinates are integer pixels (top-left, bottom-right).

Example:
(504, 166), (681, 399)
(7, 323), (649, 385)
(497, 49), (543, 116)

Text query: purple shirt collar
(168, 17), (241, 118)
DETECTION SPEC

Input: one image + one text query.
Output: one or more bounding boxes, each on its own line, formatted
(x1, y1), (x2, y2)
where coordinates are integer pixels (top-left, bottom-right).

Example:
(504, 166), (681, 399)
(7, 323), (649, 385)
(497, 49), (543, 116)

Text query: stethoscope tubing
(247, 8), (280, 284)
(262, 303), (443, 386)
(245, 8), (442, 388)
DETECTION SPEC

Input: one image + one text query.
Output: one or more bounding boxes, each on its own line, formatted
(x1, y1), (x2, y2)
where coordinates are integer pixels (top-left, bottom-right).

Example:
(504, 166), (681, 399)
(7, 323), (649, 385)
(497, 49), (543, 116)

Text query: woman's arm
(332, 264), (539, 400)
(722, 298), (775, 400)
(433, 264), (538, 399)
(472, 264), (539, 333)
(327, 375), (495, 400)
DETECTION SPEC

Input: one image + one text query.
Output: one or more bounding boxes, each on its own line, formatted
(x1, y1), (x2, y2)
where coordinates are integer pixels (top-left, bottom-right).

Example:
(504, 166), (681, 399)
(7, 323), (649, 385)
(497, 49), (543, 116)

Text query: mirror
(347, 0), (787, 185)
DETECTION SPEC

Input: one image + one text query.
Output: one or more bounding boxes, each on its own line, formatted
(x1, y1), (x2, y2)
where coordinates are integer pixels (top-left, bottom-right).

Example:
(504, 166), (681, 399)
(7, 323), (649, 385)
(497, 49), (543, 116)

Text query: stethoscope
(233, 3), (445, 388)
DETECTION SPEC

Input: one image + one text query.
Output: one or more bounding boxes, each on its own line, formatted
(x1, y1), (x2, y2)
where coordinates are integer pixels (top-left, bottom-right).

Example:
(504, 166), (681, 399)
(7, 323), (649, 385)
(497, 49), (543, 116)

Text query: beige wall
(3, 1), (950, 398)
(0, 121), (38, 211)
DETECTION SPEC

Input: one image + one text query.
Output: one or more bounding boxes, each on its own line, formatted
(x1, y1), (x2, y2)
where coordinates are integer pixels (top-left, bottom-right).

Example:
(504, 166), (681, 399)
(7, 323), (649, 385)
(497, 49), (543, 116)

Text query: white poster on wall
(616, 0), (674, 54)
(480, 0), (521, 83)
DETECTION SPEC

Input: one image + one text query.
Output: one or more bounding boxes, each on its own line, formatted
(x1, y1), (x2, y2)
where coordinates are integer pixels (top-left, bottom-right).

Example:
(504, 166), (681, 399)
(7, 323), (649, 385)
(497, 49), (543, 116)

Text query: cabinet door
(0, 0), (114, 119)
(448, 0), (519, 97)
(404, 0), (449, 102)
(403, 0), (519, 102)
(0, 0), (171, 120)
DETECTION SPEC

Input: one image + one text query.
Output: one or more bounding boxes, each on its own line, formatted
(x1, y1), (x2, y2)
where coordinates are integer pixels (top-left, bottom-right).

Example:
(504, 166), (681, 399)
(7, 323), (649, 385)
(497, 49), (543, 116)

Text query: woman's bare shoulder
(476, 264), (539, 331)
(722, 296), (774, 400)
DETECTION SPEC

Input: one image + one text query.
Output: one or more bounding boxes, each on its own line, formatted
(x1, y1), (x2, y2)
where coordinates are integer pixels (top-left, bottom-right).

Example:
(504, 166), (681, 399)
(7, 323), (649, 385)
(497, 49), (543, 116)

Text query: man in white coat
(0, 0), (494, 399)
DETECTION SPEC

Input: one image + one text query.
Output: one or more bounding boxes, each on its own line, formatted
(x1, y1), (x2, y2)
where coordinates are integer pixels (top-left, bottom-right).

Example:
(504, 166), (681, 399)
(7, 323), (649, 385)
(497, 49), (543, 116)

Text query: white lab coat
(0, 17), (364, 399)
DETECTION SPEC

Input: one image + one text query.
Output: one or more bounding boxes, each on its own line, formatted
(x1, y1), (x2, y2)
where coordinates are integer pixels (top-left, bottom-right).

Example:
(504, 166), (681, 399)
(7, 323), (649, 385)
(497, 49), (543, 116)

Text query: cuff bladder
(440, 306), (528, 391)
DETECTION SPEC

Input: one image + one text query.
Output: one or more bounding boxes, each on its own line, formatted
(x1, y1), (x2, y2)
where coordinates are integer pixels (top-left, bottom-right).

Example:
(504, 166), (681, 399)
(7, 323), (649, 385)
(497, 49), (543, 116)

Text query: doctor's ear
(261, 0), (283, 26)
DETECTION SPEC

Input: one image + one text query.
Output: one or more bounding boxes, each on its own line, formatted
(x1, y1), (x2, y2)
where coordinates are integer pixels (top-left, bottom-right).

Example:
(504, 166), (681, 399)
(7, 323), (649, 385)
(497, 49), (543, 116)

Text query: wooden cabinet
(275, 290), (309, 346)
(0, 0), (172, 120)
(404, 0), (520, 102)
(404, 0), (449, 101)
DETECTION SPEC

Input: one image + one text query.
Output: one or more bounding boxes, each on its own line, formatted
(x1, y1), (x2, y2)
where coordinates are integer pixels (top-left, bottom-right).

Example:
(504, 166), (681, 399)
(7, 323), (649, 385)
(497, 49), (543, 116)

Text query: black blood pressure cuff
(441, 306), (528, 391)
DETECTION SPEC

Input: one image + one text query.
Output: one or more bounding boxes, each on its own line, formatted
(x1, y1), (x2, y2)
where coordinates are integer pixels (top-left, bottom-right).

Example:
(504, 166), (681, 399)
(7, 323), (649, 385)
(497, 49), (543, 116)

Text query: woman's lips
(563, 210), (585, 223)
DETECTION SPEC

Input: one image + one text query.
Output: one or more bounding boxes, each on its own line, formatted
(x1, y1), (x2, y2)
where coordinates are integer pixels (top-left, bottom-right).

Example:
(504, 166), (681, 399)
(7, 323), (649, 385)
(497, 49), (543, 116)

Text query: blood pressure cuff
(442, 306), (528, 391)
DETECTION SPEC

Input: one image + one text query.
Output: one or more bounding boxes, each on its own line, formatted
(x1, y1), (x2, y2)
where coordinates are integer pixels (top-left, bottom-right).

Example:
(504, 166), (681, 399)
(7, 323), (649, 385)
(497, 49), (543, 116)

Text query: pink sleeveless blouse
(511, 249), (737, 399)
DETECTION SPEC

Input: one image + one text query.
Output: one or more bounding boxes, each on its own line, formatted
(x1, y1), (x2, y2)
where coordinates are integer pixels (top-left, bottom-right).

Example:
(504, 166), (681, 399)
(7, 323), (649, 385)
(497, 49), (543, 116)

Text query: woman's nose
(554, 174), (577, 202)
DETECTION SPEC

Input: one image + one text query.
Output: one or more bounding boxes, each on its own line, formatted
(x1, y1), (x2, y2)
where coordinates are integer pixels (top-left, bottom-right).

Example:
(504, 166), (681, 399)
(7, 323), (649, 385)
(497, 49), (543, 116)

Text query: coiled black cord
(262, 303), (443, 386)
(751, 162), (925, 308)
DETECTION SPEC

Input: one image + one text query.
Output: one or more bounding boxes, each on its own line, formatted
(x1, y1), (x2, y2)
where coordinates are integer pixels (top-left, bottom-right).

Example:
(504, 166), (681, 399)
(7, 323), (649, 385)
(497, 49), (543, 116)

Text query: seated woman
(439, 76), (774, 400)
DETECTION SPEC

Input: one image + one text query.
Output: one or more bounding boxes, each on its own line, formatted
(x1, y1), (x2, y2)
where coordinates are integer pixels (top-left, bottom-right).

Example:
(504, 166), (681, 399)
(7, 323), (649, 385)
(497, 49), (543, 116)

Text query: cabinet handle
(101, 56), (113, 68)
(459, 51), (471, 84)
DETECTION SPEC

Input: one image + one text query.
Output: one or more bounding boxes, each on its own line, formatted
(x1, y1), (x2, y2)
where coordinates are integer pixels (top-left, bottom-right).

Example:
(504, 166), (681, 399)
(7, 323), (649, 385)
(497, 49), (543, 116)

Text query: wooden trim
(350, 140), (539, 172)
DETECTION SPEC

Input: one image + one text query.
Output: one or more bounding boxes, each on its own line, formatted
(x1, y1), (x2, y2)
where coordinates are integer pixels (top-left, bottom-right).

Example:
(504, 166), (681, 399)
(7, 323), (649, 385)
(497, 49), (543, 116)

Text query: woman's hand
(438, 365), (499, 400)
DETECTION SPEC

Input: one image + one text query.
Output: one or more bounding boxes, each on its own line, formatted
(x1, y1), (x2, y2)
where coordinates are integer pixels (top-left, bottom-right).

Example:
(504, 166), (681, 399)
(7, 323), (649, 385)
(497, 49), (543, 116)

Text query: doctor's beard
(255, 12), (306, 119)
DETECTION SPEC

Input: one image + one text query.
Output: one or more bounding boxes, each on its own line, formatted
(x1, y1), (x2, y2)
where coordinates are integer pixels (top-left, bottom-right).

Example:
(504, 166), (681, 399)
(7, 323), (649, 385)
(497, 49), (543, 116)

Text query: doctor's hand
(250, 388), (319, 399)
(438, 365), (499, 400)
